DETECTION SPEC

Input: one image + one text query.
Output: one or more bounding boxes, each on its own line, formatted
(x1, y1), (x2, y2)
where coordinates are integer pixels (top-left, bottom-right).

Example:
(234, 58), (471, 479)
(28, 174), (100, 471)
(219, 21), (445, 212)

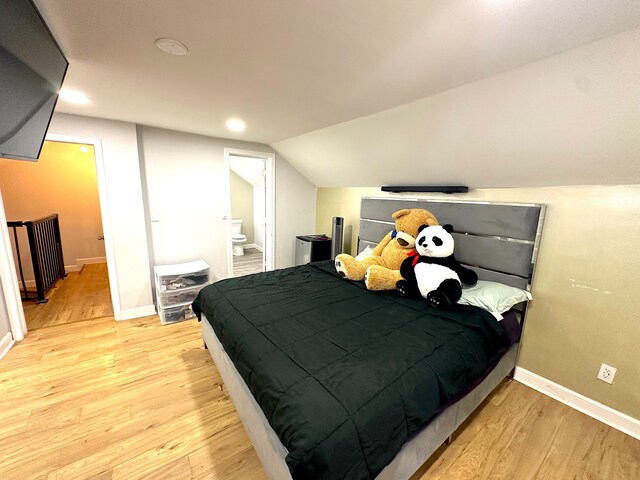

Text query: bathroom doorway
(223, 149), (275, 278)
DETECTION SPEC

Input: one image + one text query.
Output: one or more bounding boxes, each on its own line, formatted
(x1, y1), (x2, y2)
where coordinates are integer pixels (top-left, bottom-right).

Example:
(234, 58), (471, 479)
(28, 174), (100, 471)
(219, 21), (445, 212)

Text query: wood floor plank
(188, 422), (258, 479)
(583, 427), (640, 480)
(535, 408), (606, 480)
(484, 394), (567, 479)
(123, 456), (193, 480)
(422, 382), (540, 480)
(22, 263), (113, 330)
(1, 263), (639, 479)
(232, 248), (263, 277)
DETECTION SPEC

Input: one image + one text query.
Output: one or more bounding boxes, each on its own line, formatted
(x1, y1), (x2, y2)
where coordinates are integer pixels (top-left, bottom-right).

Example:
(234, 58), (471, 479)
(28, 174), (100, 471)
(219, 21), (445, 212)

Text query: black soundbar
(381, 185), (468, 194)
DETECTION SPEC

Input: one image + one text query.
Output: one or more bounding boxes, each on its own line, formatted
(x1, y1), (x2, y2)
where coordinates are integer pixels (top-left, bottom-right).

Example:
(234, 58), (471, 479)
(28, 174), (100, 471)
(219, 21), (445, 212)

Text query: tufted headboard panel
(357, 197), (545, 290)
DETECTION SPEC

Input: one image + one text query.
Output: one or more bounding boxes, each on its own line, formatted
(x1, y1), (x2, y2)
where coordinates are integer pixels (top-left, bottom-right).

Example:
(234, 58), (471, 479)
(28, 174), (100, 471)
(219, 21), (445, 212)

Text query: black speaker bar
(381, 185), (468, 194)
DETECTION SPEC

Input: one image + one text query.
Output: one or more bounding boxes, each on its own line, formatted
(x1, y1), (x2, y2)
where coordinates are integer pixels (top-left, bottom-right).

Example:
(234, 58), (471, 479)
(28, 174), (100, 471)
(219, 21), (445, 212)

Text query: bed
(194, 197), (545, 480)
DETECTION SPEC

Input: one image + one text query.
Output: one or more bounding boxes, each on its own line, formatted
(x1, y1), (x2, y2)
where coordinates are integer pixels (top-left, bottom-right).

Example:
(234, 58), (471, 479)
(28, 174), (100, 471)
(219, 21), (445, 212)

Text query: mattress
(193, 260), (512, 480)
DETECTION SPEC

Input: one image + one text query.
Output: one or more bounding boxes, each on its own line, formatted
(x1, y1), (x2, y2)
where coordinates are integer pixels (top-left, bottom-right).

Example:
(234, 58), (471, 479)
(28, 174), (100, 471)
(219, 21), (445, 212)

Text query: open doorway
(0, 140), (114, 330)
(224, 149), (275, 278)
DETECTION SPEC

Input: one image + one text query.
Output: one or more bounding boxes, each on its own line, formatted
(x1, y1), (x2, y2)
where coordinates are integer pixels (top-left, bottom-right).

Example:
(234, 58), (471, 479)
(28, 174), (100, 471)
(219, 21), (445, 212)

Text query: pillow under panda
(396, 224), (478, 308)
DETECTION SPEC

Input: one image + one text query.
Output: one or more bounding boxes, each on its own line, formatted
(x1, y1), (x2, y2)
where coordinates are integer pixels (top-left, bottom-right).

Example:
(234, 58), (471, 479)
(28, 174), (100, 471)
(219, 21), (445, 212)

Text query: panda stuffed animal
(396, 224), (478, 308)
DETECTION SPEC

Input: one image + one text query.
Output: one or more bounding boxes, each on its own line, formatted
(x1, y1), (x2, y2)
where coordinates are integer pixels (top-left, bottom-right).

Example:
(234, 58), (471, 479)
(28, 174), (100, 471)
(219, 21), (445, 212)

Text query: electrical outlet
(597, 363), (617, 384)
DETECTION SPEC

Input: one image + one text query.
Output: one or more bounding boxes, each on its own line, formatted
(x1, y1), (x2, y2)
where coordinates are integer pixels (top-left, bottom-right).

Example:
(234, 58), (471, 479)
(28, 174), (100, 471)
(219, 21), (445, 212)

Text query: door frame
(223, 148), (275, 278)
(0, 188), (26, 342)
(0, 133), (122, 341)
(44, 134), (122, 318)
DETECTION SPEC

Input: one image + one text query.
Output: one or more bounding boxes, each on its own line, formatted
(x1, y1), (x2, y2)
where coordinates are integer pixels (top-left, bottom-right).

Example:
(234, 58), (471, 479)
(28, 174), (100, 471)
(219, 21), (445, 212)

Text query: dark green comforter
(193, 261), (509, 480)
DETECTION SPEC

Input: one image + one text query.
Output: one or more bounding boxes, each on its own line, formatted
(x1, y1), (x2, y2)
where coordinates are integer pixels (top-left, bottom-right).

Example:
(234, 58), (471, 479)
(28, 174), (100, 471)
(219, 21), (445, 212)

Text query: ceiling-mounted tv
(0, 0), (68, 161)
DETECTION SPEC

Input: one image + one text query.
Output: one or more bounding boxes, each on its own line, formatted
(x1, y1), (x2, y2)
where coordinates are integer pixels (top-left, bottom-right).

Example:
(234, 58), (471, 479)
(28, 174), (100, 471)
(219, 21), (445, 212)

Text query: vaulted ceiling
(37, 0), (640, 187)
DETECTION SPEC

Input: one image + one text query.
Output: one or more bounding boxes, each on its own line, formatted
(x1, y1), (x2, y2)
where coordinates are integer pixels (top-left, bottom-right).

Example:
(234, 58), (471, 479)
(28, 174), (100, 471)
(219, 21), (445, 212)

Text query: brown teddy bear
(334, 208), (439, 291)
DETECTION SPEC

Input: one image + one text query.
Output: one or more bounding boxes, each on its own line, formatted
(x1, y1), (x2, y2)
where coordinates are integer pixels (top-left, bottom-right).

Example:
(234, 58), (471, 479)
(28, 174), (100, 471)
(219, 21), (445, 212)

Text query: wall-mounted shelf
(381, 186), (468, 194)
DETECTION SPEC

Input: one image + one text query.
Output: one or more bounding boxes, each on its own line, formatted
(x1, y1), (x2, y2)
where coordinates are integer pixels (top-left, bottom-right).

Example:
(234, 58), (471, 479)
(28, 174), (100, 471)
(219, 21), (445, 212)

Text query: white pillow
(355, 245), (375, 261)
(459, 280), (532, 318)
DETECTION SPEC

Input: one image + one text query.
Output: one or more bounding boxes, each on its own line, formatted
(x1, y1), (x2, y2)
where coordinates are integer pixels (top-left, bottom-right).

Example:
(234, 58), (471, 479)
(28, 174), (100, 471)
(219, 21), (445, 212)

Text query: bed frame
(201, 197), (545, 480)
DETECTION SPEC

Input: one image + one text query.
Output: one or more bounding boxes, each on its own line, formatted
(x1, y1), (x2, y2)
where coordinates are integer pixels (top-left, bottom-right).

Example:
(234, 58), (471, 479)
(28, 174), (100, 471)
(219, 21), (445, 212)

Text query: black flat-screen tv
(0, 0), (68, 161)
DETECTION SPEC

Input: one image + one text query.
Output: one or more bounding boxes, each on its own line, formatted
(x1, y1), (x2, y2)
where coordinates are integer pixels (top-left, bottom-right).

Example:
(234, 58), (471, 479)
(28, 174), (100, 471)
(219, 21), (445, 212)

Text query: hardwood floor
(232, 247), (263, 277)
(22, 262), (113, 330)
(414, 381), (640, 480)
(1, 297), (638, 478)
(0, 316), (266, 480)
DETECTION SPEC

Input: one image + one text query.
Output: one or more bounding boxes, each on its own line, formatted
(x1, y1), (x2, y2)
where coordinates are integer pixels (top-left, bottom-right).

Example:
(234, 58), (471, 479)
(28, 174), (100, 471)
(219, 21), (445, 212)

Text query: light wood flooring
(415, 381), (640, 480)
(1, 280), (638, 479)
(232, 247), (263, 277)
(22, 262), (113, 330)
(0, 316), (266, 480)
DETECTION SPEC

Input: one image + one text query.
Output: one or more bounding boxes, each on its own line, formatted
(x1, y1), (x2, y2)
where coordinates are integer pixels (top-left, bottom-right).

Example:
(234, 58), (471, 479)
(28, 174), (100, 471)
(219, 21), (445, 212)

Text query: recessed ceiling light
(226, 118), (246, 132)
(155, 38), (189, 56)
(79, 145), (89, 153)
(59, 89), (90, 104)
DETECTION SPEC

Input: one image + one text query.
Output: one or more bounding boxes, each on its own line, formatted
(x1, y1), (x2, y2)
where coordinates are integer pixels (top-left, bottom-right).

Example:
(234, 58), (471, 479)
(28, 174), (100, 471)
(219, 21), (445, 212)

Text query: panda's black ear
(418, 224), (429, 234)
(442, 224), (454, 233)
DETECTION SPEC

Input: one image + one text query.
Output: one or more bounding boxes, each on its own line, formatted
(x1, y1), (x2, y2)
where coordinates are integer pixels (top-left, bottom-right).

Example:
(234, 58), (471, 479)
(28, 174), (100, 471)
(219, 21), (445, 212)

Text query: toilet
(231, 219), (246, 256)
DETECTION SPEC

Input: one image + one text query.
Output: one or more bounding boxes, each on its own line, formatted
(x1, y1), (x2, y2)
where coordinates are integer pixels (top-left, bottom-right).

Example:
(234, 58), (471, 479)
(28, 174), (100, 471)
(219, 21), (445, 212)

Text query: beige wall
(317, 185), (640, 420)
(230, 171), (254, 245)
(0, 141), (105, 280)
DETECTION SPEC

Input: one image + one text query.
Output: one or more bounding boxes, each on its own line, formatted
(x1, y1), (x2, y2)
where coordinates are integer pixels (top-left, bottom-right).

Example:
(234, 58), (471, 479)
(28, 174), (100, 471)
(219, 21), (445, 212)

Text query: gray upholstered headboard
(358, 197), (545, 291)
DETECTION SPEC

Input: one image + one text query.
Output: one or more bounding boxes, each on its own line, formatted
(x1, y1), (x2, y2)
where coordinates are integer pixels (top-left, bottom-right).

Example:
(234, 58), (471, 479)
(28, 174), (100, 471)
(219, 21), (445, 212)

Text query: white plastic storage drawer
(155, 260), (209, 292)
(157, 284), (204, 308)
(157, 269), (208, 291)
(159, 304), (196, 325)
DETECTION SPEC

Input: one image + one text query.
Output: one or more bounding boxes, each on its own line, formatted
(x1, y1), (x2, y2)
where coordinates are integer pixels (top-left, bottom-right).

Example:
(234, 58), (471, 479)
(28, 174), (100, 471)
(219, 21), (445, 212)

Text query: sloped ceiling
(35, 0), (640, 187)
(229, 156), (263, 186)
(273, 28), (640, 188)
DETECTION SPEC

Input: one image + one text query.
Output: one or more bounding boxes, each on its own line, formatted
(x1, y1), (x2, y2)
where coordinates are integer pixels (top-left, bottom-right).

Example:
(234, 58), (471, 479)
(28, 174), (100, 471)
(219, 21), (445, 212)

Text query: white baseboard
(66, 257), (108, 273)
(514, 367), (640, 440)
(24, 269), (77, 281)
(20, 279), (36, 289)
(77, 256), (107, 265)
(20, 257), (108, 278)
(244, 244), (264, 252)
(0, 332), (15, 360)
(117, 304), (156, 321)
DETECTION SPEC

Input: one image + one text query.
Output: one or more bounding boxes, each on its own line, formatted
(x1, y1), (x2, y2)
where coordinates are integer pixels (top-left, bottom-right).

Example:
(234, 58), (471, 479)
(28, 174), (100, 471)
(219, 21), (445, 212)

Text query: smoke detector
(155, 38), (189, 56)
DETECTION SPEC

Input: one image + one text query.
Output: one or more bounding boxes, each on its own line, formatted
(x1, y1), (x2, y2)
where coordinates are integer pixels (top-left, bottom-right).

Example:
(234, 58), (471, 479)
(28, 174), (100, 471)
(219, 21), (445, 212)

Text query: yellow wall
(230, 170), (254, 244)
(317, 185), (640, 420)
(0, 141), (105, 279)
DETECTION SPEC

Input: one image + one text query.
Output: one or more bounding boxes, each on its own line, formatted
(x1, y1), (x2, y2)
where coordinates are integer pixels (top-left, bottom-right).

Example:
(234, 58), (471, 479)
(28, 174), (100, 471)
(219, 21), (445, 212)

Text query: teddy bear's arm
(371, 231), (393, 257)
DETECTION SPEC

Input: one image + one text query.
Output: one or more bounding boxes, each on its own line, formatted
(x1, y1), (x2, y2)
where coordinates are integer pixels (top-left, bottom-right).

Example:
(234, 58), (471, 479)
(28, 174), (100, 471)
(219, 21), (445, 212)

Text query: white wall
(47, 113), (154, 316)
(274, 156), (317, 267)
(253, 185), (265, 249)
(137, 126), (316, 281)
(272, 27), (640, 188)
